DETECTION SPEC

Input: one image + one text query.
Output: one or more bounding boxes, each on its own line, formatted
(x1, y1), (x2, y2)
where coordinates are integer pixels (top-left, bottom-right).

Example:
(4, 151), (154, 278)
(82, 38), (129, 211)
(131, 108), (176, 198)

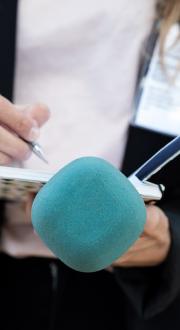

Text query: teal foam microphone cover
(32, 157), (146, 272)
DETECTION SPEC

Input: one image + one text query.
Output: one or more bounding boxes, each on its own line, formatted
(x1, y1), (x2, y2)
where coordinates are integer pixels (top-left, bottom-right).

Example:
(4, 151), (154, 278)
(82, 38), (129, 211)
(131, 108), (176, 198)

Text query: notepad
(0, 166), (53, 201)
(0, 165), (162, 202)
(0, 136), (179, 202)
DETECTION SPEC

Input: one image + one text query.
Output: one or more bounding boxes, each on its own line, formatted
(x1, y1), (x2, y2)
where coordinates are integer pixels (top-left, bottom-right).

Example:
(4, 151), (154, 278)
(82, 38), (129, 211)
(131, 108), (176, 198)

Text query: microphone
(32, 157), (146, 272)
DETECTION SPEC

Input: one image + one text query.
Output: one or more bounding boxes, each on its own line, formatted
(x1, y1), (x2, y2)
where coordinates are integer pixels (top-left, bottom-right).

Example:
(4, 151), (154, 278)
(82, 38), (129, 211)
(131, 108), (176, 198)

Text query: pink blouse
(1, 0), (156, 257)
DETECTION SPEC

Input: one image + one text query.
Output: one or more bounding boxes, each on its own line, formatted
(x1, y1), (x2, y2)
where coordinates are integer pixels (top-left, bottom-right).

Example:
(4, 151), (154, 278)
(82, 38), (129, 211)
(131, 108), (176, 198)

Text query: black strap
(0, 0), (18, 101)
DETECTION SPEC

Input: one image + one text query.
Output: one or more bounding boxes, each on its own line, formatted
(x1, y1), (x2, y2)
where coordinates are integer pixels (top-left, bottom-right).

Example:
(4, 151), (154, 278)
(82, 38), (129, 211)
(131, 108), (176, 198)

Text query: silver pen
(21, 137), (48, 164)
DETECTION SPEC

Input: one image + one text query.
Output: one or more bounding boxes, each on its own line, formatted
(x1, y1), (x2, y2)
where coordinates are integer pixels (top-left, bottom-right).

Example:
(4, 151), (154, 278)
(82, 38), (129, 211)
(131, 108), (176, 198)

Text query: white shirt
(14, 0), (156, 172)
(2, 0), (156, 256)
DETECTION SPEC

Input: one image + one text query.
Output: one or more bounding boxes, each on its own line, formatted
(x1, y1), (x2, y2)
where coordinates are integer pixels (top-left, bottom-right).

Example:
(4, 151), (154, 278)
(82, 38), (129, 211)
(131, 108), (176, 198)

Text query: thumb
(26, 103), (50, 127)
(143, 205), (163, 237)
(16, 103), (51, 128)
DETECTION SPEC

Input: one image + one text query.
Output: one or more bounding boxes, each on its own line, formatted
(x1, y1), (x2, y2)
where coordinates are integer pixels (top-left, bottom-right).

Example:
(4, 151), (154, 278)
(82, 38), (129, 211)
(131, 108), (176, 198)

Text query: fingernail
(28, 126), (40, 141)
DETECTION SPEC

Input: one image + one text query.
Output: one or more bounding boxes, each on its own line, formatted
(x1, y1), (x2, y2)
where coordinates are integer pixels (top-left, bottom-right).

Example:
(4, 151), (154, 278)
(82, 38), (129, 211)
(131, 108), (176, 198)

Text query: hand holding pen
(0, 96), (50, 165)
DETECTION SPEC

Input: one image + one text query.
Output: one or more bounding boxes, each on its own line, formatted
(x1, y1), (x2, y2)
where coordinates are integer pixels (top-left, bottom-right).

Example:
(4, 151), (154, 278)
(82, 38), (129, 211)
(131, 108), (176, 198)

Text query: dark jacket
(0, 1), (180, 329)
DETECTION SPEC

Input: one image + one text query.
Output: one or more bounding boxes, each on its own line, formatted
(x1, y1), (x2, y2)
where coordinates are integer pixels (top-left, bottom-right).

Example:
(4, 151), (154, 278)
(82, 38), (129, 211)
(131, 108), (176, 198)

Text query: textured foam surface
(32, 157), (146, 272)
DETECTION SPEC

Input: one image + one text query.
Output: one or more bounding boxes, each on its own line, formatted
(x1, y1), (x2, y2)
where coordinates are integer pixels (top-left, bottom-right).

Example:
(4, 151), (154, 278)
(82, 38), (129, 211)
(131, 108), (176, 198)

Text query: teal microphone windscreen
(32, 157), (146, 272)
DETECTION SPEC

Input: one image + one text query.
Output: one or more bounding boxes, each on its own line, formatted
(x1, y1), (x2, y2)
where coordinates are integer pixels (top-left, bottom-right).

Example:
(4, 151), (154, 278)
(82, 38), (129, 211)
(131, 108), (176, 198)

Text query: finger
(0, 125), (31, 160)
(16, 103), (50, 127)
(26, 103), (50, 127)
(0, 96), (39, 140)
(123, 236), (156, 254)
(113, 238), (159, 266)
(143, 205), (161, 235)
(113, 250), (159, 267)
(113, 236), (157, 266)
(0, 151), (13, 165)
(144, 205), (169, 239)
(113, 239), (169, 267)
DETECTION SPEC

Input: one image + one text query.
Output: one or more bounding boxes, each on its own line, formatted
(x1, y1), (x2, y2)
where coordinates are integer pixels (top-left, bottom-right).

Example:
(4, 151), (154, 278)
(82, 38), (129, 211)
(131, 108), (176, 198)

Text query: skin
(0, 95), (50, 164)
(112, 205), (171, 268)
(0, 95), (171, 266)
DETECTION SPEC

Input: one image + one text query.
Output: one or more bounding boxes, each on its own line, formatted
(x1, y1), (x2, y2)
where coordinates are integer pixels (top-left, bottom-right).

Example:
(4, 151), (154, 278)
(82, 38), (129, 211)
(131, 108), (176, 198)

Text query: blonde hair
(157, 0), (180, 54)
